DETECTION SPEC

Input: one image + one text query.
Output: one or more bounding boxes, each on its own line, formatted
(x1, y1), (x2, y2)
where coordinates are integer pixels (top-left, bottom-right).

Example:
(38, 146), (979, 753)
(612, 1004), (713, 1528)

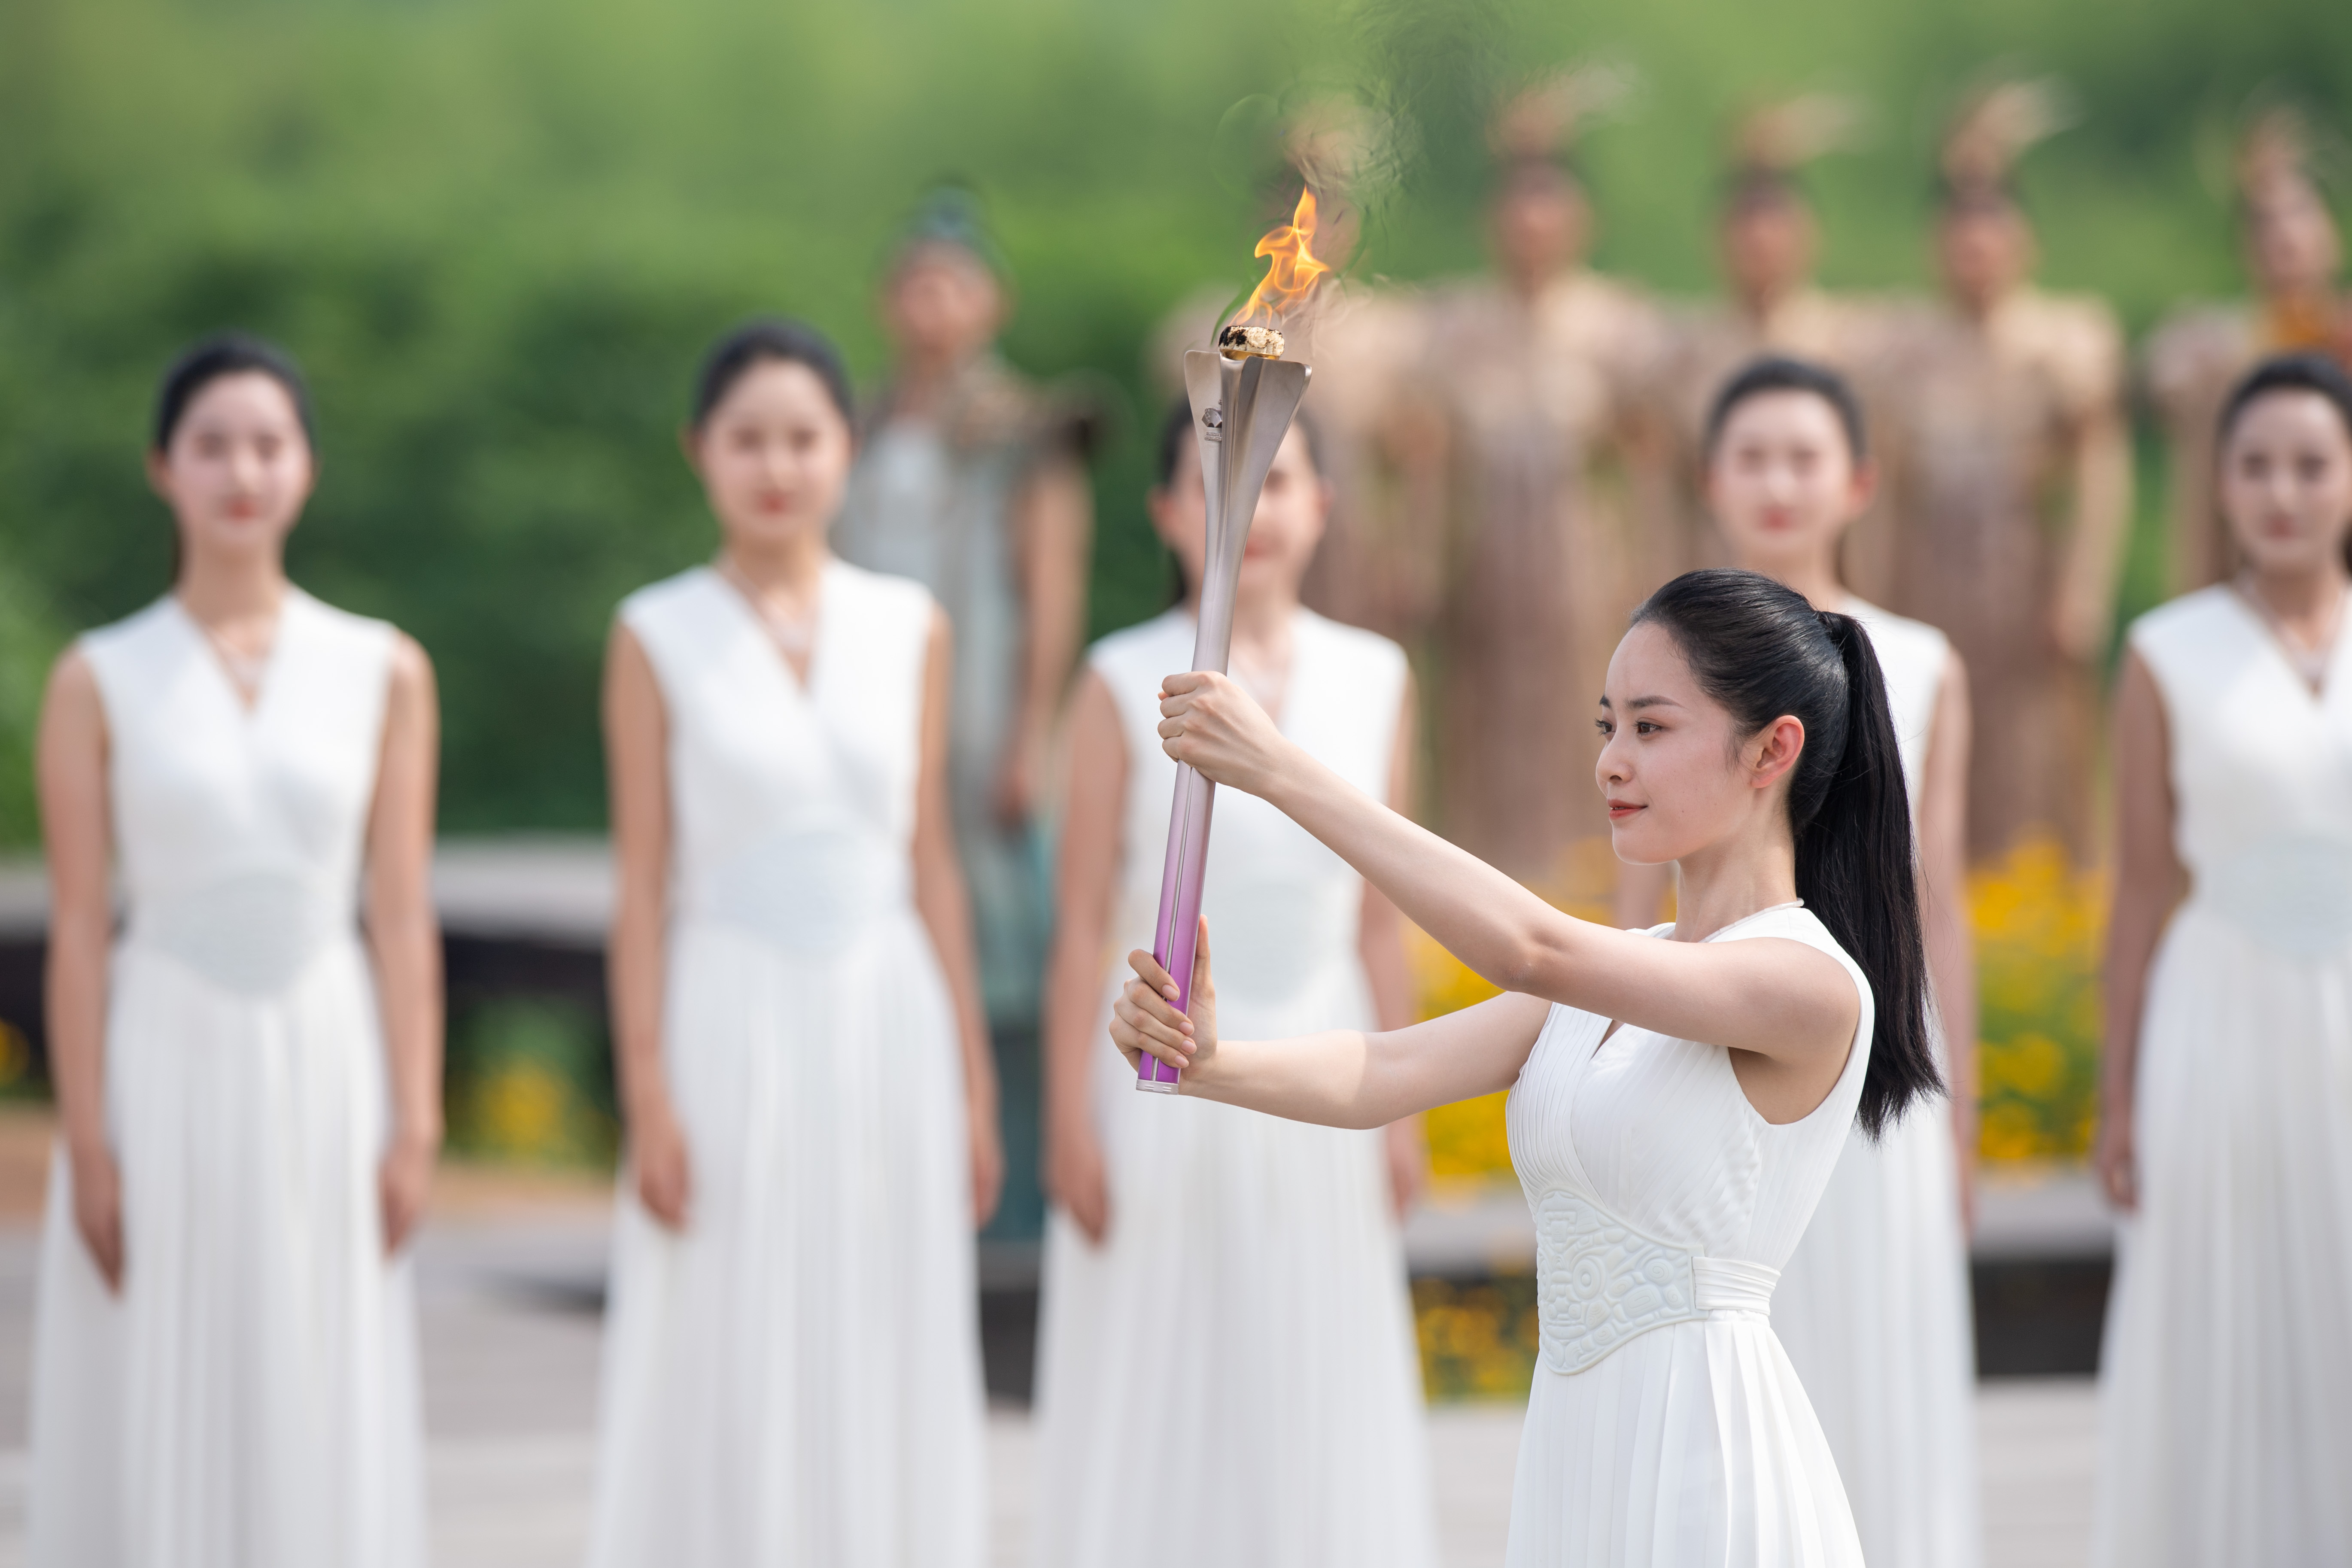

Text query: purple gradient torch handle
(1138, 346), (1312, 1092)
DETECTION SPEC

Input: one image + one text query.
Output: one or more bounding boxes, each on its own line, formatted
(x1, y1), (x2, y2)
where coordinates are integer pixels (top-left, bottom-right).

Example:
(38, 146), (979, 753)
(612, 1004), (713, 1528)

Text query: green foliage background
(0, 0), (2346, 838)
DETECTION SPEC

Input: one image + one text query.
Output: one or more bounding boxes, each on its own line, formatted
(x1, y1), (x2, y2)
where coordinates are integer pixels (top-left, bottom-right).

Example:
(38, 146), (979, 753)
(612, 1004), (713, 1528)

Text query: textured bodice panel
(1091, 608), (1405, 1030)
(1507, 908), (1873, 1368)
(2133, 587), (2352, 954)
(84, 593), (394, 994)
(621, 563), (933, 954)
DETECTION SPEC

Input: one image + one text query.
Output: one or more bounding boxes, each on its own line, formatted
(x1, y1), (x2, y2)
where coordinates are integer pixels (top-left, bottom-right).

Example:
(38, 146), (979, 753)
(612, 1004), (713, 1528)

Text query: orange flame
(1229, 188), (1331, 330)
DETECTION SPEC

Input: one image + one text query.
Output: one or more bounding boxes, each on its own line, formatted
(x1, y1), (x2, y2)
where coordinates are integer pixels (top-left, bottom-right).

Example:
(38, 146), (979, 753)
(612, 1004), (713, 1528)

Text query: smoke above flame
(1228, 187), (1331, 331)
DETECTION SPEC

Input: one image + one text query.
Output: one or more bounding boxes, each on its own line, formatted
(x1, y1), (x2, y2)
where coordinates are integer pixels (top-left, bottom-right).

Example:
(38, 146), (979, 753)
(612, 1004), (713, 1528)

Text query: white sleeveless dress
(1770, 600), (1982, 1568)
(1504, 904), (1872, 1566)
(27, 590), (425, 1568)
(586, 562), (986, 1568)
(1030, 608), (1439, 1568)
(2091, 586), (2352, 1566)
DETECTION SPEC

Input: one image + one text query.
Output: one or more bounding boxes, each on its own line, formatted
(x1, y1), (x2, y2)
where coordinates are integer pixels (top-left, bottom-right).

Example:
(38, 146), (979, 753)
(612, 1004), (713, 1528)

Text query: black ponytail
(1632, 569), (1940, 1138)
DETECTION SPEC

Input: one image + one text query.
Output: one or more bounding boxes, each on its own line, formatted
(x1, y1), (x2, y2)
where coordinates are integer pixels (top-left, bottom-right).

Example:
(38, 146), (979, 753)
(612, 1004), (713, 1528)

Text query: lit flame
(1228, 188), (1331, 330)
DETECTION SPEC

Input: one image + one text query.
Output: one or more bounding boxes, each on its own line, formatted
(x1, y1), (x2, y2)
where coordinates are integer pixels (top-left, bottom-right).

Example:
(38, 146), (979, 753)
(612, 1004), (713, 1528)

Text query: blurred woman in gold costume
(1875, 82), (2132, 867)
(1415, 67), (1667, 891)
(2146, 106), (2352, 592)
(1651, 97), (1892, 579)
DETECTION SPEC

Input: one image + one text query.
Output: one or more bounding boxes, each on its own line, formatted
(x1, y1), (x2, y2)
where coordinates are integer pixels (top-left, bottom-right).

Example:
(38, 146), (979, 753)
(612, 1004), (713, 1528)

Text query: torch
(1138, 191), (1325, 1092)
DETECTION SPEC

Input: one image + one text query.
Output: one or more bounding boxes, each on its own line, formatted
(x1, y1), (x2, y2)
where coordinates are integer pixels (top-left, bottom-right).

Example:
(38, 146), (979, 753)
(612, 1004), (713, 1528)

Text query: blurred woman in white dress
(1619, 358), (1982, 1568)
(29, 334), (441, 1568)
(1115, 562), (1946, 1565)
(1032, 403), (1436, 1568)
(588, 319), (1003, 1568)
(2094, 351), (2352, 1566)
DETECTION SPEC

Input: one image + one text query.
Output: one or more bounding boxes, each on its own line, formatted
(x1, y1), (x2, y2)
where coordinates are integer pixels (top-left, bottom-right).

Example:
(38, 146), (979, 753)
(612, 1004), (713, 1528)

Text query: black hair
(1631, 568), (1939, 1139)
(2218, 351), (2352, 573)
(1152, 393), (1325, 488)
(152, 333), (315, 453)
(1704, 354), (1869, 466)
(692, 317), (855, 429)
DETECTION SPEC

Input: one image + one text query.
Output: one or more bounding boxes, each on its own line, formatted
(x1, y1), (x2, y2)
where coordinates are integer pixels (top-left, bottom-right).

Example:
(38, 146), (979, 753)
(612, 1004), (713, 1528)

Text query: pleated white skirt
(1505, 1314), (1862, 1567)
(2092, 906), (2352, 1566)
(586, 913), (985, 1568)
(1773, 1105), (1981, 1568)
(27, 939), (426, 1568)
(1030, 1029), (1437, 1568)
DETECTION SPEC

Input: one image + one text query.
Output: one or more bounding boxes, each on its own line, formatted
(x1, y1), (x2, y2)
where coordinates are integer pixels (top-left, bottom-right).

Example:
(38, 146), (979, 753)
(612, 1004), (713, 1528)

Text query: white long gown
(586, 562), (985, 1568)
(27, 590), (425, 1568)
(1771, 600), (1982, 1568)
(2091, 586), (2352, 1566)
(1504, 905), (1872, 1567)
(1030, 608), (1439, 1568)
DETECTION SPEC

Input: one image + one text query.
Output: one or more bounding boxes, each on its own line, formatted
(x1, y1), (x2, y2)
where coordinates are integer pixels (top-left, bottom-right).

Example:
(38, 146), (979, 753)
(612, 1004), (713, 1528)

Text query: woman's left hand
(1158, 672), (1293, 796)
(968, 1100), (1006, 1228)
(379, 1130), (440, 1255)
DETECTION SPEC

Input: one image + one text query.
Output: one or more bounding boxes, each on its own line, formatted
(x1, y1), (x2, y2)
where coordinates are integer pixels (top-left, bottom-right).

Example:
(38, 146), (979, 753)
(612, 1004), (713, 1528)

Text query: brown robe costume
(1875, 288), (2129, 865)
(1416, 270), (1665, 888)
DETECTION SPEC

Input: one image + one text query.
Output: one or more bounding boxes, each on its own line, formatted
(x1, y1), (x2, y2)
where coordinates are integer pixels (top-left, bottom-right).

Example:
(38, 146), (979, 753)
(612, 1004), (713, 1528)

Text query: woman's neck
(720, 529), (830, 599)
(176, 551), (288, 630)
(2240, 555), (2350, 644)
(1668, 823), (1802, 943)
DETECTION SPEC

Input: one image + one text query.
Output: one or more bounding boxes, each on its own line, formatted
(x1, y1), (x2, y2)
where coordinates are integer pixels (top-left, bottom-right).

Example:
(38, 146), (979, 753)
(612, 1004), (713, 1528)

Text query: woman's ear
(1747, 715), (1808, 792)
(1845, 458), (1879, 520)
(677, 424), (703, 479)
(145, 449), (173, 504)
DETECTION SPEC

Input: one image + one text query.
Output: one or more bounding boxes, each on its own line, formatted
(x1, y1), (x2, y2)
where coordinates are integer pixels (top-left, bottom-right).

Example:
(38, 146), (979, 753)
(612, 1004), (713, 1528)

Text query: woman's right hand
(2093, 1101), (2136, 1212)
(70, 1143), (125, 1292)
(1045, 1115), (1112, 1246)
(1110, 919), (1221, 1085)
(630, 1097), (693, 1231)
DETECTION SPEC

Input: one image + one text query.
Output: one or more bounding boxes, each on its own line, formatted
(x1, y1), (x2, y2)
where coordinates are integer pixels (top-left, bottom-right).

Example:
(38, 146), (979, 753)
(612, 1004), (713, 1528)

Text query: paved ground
(0, 1203), (2099, 1566)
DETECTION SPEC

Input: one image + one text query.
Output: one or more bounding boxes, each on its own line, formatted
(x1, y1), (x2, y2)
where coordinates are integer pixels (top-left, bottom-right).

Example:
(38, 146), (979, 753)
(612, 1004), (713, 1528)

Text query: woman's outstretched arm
(1155, 672), (1856, 1073)
(1112, 921), (1553, 1128)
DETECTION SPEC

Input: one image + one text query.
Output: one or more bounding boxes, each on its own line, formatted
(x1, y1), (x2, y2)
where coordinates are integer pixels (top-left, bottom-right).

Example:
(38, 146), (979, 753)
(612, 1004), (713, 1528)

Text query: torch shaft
(1137, 350), (1305, 1092)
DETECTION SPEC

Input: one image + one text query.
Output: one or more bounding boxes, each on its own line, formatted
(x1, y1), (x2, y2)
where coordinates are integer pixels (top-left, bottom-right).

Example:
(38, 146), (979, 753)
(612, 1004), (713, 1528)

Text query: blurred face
(146, 372), (315, 568)
(1937, 203), (2035, 313)
(2218, 390), (2352, 579)
(1595, 621), (1803, 866)
(687, 358), (854, 552)
(1150, 424), (1328, 607)
(1721, 198), (1817, 310)
(2243, 182), (2343, 298)
(1491, 167), (1590, 287)
(883, 244), (1005, 366)
(1706, 389), (1872, 580)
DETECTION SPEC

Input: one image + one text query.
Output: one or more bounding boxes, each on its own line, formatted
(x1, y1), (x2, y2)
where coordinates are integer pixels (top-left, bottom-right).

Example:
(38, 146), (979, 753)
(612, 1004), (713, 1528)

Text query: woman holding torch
(586, 319), (1002, 1568)
(1115, 567), (1942, 1565)
(1033, 399), (1436, 1568)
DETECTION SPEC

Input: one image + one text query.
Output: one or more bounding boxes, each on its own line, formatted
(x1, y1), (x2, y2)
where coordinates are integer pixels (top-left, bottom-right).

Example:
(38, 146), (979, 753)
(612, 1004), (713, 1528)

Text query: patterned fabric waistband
(1532, 1189), (1781, 1376)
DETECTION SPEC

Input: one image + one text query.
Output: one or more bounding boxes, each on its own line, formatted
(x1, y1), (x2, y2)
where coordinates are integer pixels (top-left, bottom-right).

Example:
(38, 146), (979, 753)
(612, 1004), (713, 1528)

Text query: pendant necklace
(2236, 571), (2345, 693)
(189, 607), (277, 707)
(718, 556), (819, 660)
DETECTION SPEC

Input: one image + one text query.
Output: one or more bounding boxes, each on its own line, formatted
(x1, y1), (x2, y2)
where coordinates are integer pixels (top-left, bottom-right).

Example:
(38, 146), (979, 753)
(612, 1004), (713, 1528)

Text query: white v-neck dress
(586, 563), (986, 1568)
(27, 590), (425, 1568)
(2091, 586), (2352, 1566)
(1769, 600), (1982, 1568)
(1030, 608), (1437, 1568)
(1504, 904), (1872, 1566)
